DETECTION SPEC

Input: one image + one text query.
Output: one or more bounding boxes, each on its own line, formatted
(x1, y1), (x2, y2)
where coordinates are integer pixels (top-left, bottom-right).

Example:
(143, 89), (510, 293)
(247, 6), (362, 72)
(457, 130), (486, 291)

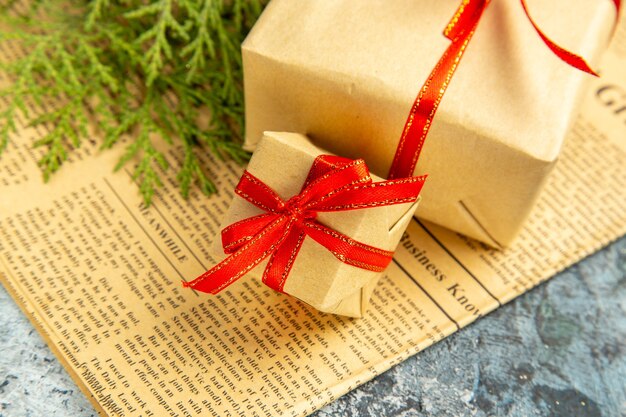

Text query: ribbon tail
(303, 221), (394, 273)
(388, 0), (489, 179)
(520, 0), (598, 76)
(184, 216), (292, 294)
(222, 213), (280, 254)
(262, 225), (306, 293)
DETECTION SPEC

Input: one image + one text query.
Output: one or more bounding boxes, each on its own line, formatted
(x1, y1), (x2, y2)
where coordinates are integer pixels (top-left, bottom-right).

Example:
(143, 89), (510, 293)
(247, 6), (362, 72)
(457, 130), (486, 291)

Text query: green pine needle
(0, 0), (266, 204)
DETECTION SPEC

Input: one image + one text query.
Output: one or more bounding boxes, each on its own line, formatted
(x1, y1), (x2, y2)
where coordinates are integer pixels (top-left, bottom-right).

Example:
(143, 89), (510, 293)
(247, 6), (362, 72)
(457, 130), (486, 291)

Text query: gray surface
(1, 237), (624, 417)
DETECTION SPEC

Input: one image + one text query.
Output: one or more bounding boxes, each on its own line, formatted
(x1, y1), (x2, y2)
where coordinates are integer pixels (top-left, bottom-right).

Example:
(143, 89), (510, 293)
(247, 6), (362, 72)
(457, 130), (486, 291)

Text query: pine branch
(114, 94), (169, 205)
(0, 0), (267, 204)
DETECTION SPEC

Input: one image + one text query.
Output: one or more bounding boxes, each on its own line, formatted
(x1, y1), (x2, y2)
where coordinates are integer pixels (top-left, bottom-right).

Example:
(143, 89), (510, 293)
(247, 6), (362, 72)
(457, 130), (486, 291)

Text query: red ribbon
(187, 0), (620, 295)
(388, 0), (621, 179)
(185, 155), (426, 294)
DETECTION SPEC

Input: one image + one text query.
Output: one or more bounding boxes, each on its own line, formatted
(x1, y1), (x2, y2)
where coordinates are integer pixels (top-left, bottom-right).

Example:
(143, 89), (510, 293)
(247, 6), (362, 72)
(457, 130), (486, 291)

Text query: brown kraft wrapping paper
(241, 0), (615, 246)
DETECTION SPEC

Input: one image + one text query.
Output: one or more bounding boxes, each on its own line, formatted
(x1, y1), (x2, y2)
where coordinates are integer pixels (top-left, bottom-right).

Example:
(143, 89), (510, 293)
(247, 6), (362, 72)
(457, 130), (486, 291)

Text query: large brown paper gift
(241, 0), (615, 247)
(212, 132), (419, 317)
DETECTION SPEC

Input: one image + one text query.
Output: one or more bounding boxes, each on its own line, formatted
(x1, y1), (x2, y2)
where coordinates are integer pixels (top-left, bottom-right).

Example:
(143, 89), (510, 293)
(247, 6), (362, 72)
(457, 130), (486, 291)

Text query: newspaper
(1, 17), (625, 417)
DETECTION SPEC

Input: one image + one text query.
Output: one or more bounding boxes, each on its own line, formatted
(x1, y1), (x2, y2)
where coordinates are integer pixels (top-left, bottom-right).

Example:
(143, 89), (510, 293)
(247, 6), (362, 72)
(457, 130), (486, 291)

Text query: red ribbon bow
(185, 155), (426, 294)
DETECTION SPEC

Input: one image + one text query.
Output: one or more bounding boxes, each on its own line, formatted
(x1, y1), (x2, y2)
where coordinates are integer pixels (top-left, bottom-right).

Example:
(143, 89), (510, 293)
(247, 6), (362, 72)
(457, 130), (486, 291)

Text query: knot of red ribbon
(185, 155), (426, 294)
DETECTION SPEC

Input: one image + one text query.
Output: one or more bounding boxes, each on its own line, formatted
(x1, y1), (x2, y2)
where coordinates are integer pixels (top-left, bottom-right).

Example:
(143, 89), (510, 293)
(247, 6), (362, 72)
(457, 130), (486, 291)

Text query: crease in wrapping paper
(0, 10), (625, 417)
(241, 0), (616, 246)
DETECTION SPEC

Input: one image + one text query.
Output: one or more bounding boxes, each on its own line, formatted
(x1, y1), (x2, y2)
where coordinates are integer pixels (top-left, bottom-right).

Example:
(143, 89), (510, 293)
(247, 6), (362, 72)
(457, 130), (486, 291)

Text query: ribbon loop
(235, 171), (286, 213)
(296, 158), (372, 208)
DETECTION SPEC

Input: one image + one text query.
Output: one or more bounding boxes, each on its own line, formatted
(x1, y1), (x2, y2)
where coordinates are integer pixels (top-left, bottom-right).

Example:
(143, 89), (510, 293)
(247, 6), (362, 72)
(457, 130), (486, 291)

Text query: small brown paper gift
(211, 132), (419, 317)
(241, 0), (615, 246)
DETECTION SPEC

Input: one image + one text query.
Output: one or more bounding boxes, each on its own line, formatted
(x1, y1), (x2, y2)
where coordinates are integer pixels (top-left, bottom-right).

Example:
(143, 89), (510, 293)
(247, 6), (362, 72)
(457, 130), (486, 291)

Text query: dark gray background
(1, 237), (624, 417)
